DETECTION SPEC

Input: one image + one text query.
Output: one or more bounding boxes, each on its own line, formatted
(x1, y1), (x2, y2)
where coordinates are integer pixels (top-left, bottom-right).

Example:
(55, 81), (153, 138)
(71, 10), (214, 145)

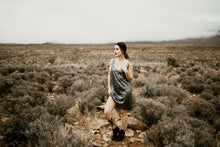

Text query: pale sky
(0, 0), (219, 43)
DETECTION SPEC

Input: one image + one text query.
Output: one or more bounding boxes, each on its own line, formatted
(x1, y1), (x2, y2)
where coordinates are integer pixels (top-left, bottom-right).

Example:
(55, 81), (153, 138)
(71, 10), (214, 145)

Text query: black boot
(116, 129), (125, 141)
(111, 126), (119, 141)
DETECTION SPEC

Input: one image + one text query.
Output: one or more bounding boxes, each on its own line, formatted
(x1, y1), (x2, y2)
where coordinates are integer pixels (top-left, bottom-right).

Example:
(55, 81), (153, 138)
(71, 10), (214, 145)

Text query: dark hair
(116, 42), (129, 59)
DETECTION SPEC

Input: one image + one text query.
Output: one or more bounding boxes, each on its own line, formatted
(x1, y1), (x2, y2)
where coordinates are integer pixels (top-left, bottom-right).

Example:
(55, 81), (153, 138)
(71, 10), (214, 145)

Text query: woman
(104, 42), (133, 141)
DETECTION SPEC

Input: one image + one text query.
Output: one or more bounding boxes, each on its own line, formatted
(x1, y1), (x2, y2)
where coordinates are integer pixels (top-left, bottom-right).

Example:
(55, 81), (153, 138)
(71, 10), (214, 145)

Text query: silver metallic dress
(110, 58), (133, 111)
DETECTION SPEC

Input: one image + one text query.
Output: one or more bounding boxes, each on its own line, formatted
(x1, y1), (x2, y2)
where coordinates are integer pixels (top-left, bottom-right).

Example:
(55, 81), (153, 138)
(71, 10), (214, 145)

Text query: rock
(129, 137), (144, 143)
(1, 117), (9, 123)
(102, 134), (111, 142)
(97, 105), (105, 110)
(66, 104), (80, 115)
(92, 142), (103, 147)
(125, 129), (134, 137)
(127, 117), (148, 130)
(138, 132), (146, 138)
(88, 119), (109, 130)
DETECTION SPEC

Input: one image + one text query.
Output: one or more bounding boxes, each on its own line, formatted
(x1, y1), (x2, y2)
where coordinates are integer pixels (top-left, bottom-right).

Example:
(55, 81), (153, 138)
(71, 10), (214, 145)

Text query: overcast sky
(0, 0), (219, 44)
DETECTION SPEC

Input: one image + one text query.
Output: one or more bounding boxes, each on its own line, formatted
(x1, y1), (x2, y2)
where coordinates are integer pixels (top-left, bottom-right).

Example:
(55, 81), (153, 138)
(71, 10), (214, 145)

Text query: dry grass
(0, 42), (219, 146)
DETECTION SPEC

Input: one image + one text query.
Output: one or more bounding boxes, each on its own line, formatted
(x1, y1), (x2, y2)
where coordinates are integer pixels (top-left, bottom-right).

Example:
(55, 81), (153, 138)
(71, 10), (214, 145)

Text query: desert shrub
(194, 127), (215, 147)
(58, 75), (73, 92)
(47, 95), (75, 117)
(133, 72), (138, 79)
(132, 77), (145, 87)
(145, 116), (216, 147)
(187, 116), (216, 147)
(167, 57), (179, 67)
(17, 67), (25, 73)
(186, 68), (196, 76)
(47, 81), (56, 93)
(10, 72), (27, 81)
(35, 71), (50, 84)
(1, 115), (29, 146)
(156, 96), (176, 108)
(189, 62), (195, 67)
(209, 96), (220, 114)
(179, 72), (186, 78)
(192, 66), (199, 72)
(26, 112), (91, 146)
(212, 82), (220, 96)
(200, 92), (215, 101)
(214, 118), (220, 133)
(0, 78), (14, 97)
(188, 84), (205, 93)
(0, 66), (16, 76)
(76, 88), (103, 115)
(53, 71), (62, 81)
(181, 77), (205, 94)
(0, 106), (48, 146)
(134, 98), (167, 126)
(141, 84), (187, 103)
(71, 79), (89, 92)
(48, 56), (56, 64)
(199, 69), (204, 74)
(184, 98), (217, 124)
(91, 85), (107, 102)
(145, 118), (194, 147)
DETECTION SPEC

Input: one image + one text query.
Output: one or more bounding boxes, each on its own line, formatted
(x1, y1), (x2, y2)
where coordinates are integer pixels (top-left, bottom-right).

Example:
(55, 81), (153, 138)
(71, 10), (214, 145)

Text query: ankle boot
(116, 129), (125, 141)
(111, 126), (119, 141)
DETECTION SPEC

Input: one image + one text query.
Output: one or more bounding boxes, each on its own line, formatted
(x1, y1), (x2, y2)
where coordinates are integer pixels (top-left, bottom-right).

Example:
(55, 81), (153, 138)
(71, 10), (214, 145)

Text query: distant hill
(162, 35), (220, 45)
(128, 35), (220, 45)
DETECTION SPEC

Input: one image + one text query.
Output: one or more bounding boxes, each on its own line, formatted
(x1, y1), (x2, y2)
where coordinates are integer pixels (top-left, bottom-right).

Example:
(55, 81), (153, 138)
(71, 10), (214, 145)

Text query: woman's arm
(108, 59), (113, 94)
(121, 63), (133, 82)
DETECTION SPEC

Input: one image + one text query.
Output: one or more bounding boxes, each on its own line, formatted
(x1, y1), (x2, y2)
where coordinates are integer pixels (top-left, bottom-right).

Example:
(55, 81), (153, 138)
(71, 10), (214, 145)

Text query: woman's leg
(115, 109), (127, 141)
(104, 96), (116, 127)
(121, 109), (128, 130)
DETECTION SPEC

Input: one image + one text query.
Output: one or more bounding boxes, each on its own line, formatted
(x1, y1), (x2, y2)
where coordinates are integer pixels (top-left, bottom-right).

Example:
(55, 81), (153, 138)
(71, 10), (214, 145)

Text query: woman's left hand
(120, 66), (128, 73)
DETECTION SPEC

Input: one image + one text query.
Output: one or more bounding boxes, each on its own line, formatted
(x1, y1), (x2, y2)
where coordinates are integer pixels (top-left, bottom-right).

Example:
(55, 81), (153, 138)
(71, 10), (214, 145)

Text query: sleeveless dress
(110, 58), (133, 111)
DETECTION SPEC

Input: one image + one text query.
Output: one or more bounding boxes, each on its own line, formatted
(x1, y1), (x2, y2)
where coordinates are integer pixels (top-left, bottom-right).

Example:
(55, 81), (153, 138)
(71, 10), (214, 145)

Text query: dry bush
(209, 96), (220, 114)
(167, 57), (179, 67)
(141, 84), (187, 103)
(134, 98), (167, 127)
(1, 114), (29, 146)
(58, 75), (73, 92)
(47, 95), (75, 117)
(0, 106), (47, 146)
(75, 87), (106, 115)
(0, 78), (14, 97)
(76, 86), (107, 114)
(71, 79), (90, 93)
(26, 112), (92, 147)
(145, 117), (194, 147)
(132, 76), (145, 87)
(200, 92), (215, 101)
(137, 73), (187, 103)
(212, 82), (220, 96)
(184, 98), (217, 124)
(0, 66), (16, 76)
(186, 68), (196, 77)
(145, 116), (216, 147)
(48, 56), (56, 64)
(181, 77), (205, 94)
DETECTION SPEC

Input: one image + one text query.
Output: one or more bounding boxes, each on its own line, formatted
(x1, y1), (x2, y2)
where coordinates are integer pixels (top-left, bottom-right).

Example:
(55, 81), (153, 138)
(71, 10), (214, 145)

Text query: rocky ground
(64, 102), (148, 147)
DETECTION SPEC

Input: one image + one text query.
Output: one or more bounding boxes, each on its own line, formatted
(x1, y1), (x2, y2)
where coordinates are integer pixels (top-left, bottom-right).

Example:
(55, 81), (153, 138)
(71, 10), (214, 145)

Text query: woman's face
(114, 45), (123, 57)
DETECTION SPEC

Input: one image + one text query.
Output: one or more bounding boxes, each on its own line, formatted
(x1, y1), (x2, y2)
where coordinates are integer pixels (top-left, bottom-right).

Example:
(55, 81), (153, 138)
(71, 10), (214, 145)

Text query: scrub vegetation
(0, 37), (220, 146)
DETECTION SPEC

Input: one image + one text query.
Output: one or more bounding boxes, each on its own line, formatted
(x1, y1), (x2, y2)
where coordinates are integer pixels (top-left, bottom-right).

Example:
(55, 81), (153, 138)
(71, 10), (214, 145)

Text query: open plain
(0, 37), (220, 146)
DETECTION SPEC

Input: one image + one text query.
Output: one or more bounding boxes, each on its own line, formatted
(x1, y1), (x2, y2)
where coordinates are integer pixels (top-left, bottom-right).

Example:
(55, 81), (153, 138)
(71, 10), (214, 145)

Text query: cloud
(0, 0), (220, 43)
